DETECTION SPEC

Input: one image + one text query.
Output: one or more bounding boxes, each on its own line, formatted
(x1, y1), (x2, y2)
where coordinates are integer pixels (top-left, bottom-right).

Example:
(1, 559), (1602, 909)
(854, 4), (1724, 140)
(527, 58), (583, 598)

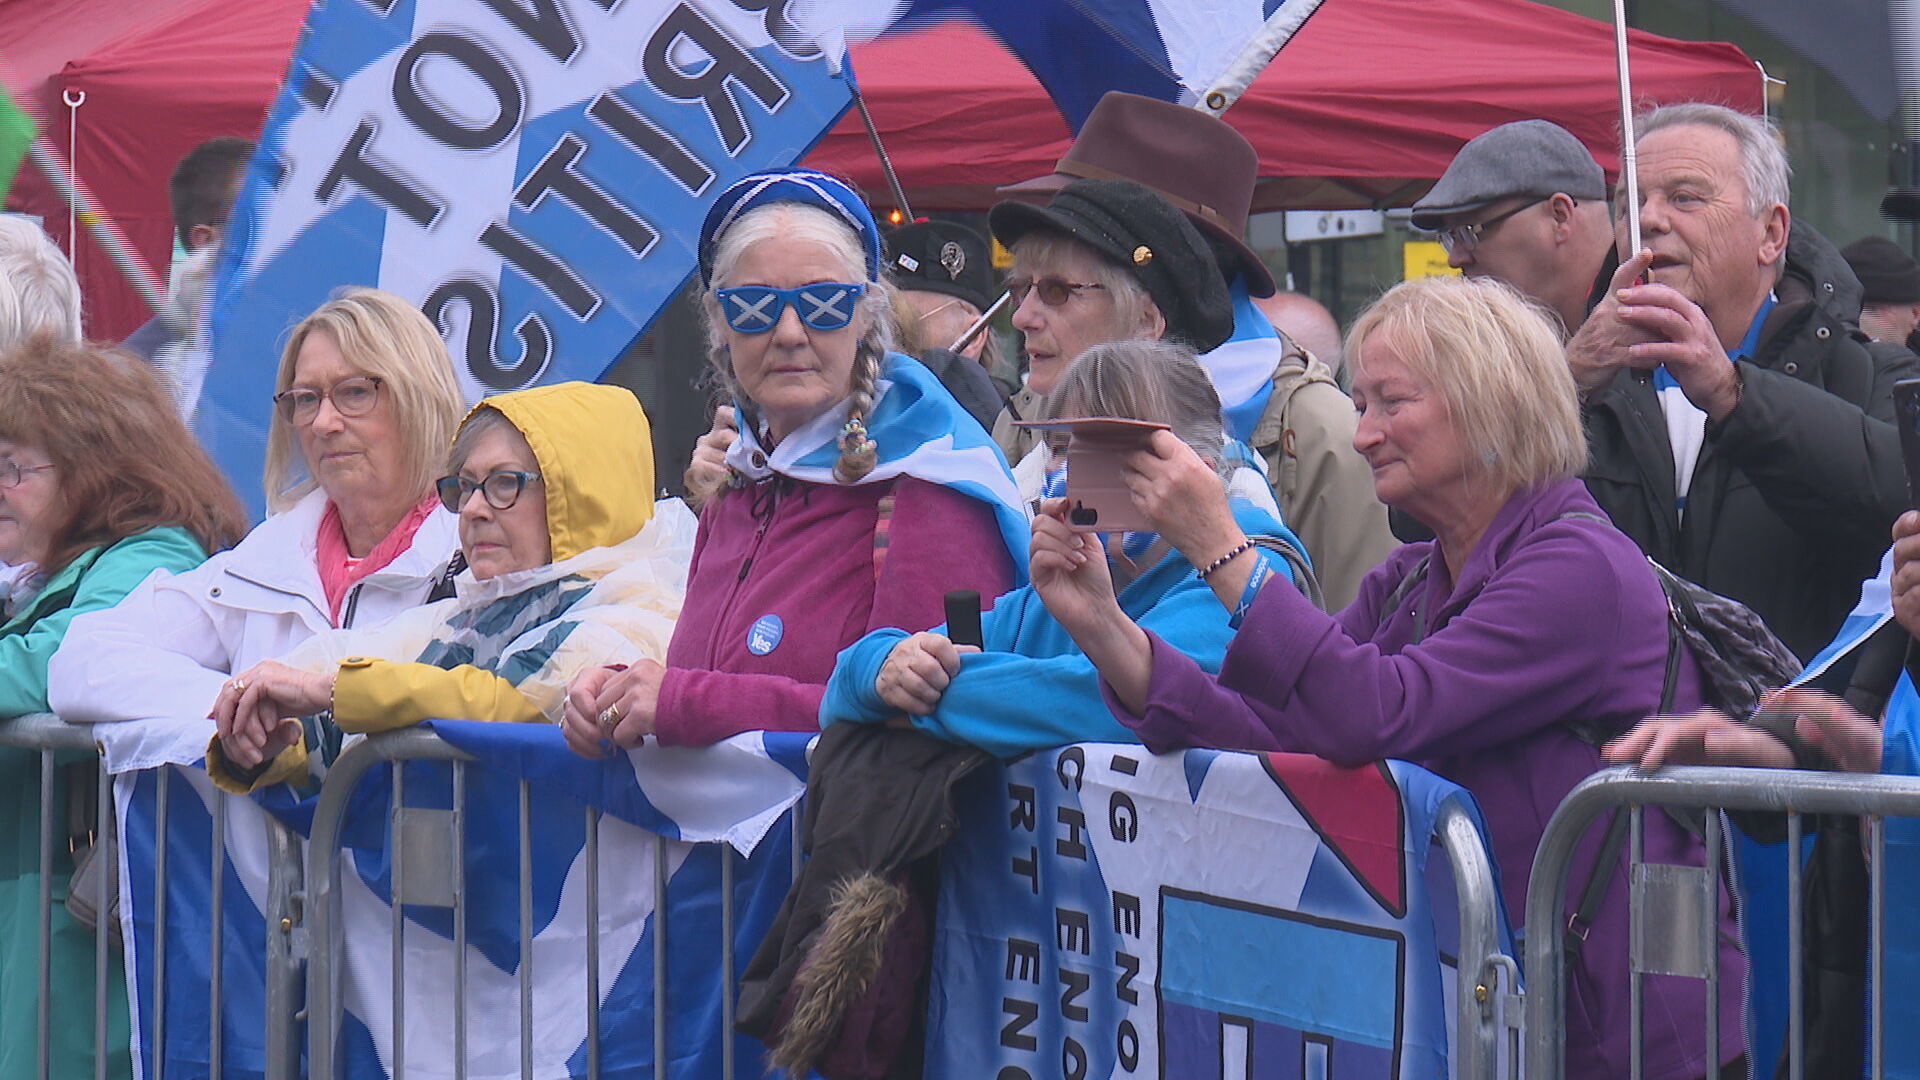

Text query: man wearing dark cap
(1410, 119), (1615, 334)
(998, 91), (1392, 609)
(884, 219), (1008, 428)
(1843, 235), (1920, 348)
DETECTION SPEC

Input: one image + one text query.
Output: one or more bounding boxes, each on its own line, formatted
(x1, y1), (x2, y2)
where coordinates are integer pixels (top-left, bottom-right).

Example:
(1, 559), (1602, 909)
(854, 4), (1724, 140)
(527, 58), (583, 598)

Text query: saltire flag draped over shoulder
(114, 725), (812, 1080)
(197, 0), (857, 517)
(929, 745), (1510, 1079)
(888, 0), (1329, 128)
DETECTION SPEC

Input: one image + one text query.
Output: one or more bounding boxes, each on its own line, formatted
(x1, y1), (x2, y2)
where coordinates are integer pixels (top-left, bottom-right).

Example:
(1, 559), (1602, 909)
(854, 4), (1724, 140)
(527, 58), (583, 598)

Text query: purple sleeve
(1119, 528), (1642, 766)
(654, 668), (826, 747)
(652, 480), (1017, 748)
(865, 478), (1017, 635)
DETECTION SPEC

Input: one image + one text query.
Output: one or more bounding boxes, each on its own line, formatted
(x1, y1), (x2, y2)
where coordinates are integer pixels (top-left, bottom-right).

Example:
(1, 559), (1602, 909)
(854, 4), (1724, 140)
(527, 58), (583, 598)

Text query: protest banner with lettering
(931, 745), (1505, 1080)
(196, 0), (853, 514)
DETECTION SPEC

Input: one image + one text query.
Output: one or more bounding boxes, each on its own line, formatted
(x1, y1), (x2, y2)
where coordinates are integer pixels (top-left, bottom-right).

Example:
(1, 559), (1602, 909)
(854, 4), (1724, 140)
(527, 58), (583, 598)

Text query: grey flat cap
(1410, 119), (1607, 230)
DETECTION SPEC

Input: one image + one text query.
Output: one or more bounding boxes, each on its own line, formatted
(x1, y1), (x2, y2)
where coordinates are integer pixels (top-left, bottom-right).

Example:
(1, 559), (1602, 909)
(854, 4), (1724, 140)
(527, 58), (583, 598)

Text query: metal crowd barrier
(1436, 797), (1525, 1080)
(1524, 765), (1920, 1080)
(0, 712), (303, 1080)
(299, 727), (802, 1080)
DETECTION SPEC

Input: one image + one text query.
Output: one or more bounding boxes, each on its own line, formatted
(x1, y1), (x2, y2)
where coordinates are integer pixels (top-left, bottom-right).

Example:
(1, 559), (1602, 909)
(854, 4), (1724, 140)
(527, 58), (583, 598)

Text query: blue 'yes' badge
(747, 614), (784, 656)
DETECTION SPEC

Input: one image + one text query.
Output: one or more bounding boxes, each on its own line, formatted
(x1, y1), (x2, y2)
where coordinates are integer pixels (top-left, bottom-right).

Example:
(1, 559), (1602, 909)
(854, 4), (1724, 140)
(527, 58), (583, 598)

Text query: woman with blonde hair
(1034, 275), (1746, 1080)
(51, 286), (466, 726)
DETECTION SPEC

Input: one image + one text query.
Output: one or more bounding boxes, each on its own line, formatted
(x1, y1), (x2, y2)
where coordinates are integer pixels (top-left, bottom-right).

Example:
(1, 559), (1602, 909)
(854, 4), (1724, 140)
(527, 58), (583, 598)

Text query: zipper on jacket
(341, 583), (364, 628)
(707, 481), (784, 662)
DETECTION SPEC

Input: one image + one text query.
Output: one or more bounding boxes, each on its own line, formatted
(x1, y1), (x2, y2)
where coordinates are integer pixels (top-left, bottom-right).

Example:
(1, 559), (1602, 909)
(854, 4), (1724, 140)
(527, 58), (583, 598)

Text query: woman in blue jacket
(0, 335), (247, 1078)
(823, 339), (1307, 756)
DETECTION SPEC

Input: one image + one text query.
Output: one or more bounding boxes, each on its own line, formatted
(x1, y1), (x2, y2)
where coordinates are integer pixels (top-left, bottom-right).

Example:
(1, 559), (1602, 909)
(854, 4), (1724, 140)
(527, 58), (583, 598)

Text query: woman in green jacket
(0, 334), (247, 1078)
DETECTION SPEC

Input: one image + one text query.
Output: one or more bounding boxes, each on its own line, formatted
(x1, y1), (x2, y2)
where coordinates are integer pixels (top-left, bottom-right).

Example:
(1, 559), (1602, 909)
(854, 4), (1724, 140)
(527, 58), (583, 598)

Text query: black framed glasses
(0, 459), (55, 489)
(1433, 197), (1555, 254)
(716, 282), (866, 333)
(273, 375), (385, 425)
(436, 470), (543, 513)
(1005, 276), (1107, 307)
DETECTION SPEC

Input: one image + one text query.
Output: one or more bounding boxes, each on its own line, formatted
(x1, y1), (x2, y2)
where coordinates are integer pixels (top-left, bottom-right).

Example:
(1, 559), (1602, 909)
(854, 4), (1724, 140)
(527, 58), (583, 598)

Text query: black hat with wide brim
(989, 177), (1235, 354)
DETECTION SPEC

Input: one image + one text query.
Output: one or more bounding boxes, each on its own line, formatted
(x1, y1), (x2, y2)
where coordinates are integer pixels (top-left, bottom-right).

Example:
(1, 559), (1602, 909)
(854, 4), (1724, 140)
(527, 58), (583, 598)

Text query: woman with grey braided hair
(563, 169), (1029, 751)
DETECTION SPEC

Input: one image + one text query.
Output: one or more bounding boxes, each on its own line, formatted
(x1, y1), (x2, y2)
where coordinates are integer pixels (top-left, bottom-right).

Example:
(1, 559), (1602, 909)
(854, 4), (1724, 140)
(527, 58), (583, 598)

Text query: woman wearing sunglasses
(202, 383), (692, 788)
(559, 169), (1027, 757)
(50, 288), (465, 728)
(986, 178), (1234, 478)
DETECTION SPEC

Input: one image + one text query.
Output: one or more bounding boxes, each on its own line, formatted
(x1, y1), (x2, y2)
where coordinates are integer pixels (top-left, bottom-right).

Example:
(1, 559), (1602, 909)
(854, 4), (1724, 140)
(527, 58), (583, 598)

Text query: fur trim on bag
(771, 871), (907, 1078)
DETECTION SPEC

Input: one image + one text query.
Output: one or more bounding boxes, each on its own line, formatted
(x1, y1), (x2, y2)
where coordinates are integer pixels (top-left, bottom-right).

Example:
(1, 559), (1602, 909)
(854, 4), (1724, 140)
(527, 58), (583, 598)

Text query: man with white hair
(1573, 102), (1918, 662)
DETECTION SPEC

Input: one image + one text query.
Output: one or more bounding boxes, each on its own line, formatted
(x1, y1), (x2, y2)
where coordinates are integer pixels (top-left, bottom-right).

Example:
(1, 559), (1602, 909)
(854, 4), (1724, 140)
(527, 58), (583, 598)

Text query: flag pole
(948, 291), (1010, 353)
(1613, 0), (1642, 254)
(848, 82), (913, 222)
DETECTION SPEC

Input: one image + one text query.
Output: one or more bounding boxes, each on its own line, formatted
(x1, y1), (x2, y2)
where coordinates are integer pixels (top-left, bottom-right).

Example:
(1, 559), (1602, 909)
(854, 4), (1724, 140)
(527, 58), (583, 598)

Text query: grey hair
(701, 201), (895, 482)
(446, 405), (527, 477)
(1010, 231), (1154, 342)
(1043, 339), (1228, 478)
(1636, 102), (1791, 217)
(0, 216), (81, 349)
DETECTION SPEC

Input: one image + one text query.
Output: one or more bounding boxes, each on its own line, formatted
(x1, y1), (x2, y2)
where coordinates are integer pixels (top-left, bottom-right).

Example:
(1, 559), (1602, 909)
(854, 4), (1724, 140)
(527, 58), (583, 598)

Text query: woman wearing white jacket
(49, 288), (465, 734)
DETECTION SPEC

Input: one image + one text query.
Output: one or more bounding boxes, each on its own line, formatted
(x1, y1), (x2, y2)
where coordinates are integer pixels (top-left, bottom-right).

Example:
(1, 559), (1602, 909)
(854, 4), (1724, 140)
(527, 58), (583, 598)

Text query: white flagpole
(1613, 0), (1642, 254)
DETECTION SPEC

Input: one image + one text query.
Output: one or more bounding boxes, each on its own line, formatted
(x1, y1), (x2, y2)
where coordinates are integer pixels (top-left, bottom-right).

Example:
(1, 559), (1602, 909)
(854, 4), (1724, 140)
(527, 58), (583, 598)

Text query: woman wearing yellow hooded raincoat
(205, 381), (693, 791)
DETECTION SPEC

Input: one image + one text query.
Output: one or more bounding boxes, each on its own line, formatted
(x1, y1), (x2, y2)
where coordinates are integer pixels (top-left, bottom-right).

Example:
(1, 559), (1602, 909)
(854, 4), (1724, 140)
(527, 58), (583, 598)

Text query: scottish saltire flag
(116, 725), (812, 1080)
(891, 0), (1329, 128)
(1212, 281), (1288, 444)
(930, 744), (1510, 1079)
(198, 0), (857, 516)
(725, 351), (1030, 580)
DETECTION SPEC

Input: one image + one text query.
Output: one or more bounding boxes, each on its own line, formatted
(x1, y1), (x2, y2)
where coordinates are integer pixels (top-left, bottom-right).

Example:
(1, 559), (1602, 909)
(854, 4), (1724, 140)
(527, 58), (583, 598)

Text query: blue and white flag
(725, 351), (1031, 580)
(117, 726), (813, 1080)
(929, 744), (1510, 1080)
(893, 0), (1329, 128)
(199, 0), (857, 516)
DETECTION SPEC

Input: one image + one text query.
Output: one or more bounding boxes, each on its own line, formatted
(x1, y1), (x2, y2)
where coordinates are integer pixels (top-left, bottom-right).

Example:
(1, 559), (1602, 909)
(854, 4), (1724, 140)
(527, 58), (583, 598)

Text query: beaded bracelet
(1195, 539), (1254, 580)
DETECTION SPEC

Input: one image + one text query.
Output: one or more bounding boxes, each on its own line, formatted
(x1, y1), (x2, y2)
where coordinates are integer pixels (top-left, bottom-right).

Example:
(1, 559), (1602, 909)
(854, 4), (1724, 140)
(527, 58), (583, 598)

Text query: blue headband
(698, 169), (883, 287)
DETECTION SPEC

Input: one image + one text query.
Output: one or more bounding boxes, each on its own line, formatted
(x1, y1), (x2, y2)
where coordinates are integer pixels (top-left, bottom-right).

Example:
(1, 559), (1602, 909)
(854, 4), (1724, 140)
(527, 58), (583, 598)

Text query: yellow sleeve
(204, 735), (310, 795)
(331, 656), (547, 732)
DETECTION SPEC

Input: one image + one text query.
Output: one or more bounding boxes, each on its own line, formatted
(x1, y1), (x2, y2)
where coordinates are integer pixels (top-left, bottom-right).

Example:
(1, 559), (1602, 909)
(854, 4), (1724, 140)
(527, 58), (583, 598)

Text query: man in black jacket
(1566, 103), (1917, 662)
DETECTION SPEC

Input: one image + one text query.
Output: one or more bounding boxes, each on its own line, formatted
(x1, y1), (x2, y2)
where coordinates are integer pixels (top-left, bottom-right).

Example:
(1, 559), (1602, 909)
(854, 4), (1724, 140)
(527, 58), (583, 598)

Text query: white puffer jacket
(48, 490), (457, 768)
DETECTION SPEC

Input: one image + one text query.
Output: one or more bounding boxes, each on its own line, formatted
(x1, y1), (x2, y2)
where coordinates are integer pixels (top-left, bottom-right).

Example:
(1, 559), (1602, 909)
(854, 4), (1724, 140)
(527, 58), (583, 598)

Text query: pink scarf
(315, 495), (439, 625)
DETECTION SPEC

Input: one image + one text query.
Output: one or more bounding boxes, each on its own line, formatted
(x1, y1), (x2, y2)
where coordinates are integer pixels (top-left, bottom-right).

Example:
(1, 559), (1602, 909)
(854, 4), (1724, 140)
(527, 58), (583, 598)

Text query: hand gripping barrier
(300, 726), (807, 1080)
(1524, 765), (1920, 1080)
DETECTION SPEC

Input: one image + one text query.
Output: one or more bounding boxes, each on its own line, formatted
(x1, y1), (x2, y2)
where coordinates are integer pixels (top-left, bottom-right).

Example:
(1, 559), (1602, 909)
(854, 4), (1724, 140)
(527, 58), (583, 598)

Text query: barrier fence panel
(926, 746), (1517, 1080)
(0, 713), (305, 1080)
(1523, 765), (1920, 1080)
(300, 724), (808, 1080)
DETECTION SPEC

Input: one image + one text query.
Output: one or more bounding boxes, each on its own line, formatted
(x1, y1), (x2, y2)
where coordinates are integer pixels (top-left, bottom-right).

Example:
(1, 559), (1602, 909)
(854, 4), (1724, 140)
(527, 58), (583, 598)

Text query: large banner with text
(931, 746), (1503, 1080)
(197, 0), (854, 515)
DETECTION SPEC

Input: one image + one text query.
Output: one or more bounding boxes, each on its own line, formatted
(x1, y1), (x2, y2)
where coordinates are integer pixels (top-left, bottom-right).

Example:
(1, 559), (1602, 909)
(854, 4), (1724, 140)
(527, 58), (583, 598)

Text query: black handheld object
(944, 590), (983, 649)
(1897, 378), (1920, 507)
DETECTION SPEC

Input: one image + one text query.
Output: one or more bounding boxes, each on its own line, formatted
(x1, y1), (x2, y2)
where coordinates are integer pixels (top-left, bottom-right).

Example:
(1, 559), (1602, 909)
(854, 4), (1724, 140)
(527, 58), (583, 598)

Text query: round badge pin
(747, 613), (784, 656)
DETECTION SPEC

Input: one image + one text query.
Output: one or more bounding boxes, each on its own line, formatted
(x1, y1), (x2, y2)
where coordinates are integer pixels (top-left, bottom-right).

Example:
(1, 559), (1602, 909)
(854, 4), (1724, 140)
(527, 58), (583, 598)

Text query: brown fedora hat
(998, 91), (1275, 297)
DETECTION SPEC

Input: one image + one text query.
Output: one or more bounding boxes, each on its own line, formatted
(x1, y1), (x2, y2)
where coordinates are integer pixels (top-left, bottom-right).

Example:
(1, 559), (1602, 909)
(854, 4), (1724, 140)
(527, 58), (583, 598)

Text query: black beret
(988, 178), (1234, 353)
(884, 220), (993, 312)
(1842, 236), (1920, 305)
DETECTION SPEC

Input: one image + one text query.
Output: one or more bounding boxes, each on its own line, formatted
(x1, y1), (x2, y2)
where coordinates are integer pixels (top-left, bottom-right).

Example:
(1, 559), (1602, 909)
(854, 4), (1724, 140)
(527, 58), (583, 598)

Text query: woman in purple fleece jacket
(1032, 276), (1745, 1080)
